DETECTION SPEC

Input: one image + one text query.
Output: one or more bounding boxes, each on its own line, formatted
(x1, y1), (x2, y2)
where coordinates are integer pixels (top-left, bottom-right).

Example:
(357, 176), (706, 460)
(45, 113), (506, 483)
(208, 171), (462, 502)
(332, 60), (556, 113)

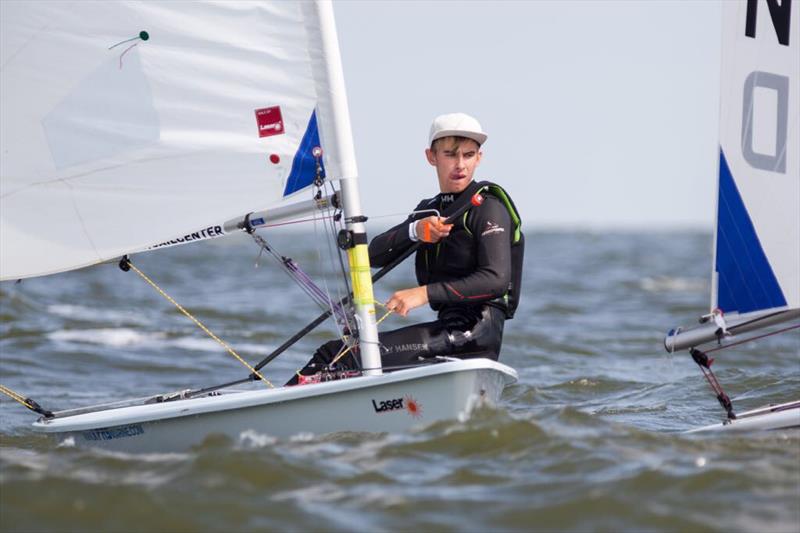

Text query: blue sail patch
(715, 148), (786, 314)
(283, 110), (325, 197)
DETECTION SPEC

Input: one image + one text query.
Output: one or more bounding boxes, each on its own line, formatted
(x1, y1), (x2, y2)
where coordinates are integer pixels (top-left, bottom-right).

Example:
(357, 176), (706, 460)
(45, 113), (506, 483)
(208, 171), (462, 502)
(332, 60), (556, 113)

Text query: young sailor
(287, 113), (523, 384)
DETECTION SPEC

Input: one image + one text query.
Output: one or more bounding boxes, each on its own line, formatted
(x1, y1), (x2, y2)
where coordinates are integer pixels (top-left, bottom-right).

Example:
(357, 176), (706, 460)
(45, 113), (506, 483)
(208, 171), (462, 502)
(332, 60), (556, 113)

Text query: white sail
(0, 1), (353, 281)
(665, 0), (799, 352)
(712, 0), (799, 316)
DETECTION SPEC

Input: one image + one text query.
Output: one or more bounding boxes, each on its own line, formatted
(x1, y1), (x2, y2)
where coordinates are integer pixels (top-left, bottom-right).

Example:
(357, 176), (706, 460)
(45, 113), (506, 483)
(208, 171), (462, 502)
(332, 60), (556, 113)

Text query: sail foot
(664, 308), (800, 352)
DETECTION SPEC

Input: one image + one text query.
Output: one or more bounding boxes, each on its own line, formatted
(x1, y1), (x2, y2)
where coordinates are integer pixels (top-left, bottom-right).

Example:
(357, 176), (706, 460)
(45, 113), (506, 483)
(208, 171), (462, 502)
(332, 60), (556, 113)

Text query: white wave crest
(640, 276), (706, 292)
(49, 328), (164, 347)
(238, 429), (278, 448)
(57, 436), (76, 448)
(47, 304), (145, 324)
(48, 327), (281, 356)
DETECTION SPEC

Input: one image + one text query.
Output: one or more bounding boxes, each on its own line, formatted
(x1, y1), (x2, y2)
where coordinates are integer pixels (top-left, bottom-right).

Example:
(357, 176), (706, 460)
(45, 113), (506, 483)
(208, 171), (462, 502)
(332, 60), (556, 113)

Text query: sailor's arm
(368, 201), (449, 267)
(368, 217), (417, 268)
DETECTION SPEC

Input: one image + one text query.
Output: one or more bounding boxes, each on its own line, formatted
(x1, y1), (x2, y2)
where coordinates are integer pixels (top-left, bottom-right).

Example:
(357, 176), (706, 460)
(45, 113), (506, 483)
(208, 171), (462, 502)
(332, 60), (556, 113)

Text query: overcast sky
(333, 0), (723, 230)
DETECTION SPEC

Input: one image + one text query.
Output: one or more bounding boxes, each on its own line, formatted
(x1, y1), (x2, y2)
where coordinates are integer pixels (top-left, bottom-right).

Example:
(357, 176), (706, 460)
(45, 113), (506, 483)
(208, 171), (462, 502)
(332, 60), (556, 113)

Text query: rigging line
(328, 303), (394, 368)
(312, 192), (344, 339)
(0, 385), (53, 417)
(326, 181), (355, 332)
(375, 309), (393, 326)
(124, 260), (273, 388)
(689, 348), (737, 419)
(329, 342), (356, 367)
(372, 299), (394, 326)
(728, 310), (794, 332)
(0, 385), (27, 404)
(317, 183), (352, 337)
(251, 233), (339, 316)
(325, 222), (350, 330)
(288, 260), (348, 324)
(704, 322), (800, 354)
(259, 215), (333, 229)
(365, 208), (442, 221)
(311, 204), (341, 338)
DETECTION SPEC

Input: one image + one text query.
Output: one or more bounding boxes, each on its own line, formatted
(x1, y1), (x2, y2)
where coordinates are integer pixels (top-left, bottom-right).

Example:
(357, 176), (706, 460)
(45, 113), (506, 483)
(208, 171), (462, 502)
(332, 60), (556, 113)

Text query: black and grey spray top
(368, 180), (522, 316)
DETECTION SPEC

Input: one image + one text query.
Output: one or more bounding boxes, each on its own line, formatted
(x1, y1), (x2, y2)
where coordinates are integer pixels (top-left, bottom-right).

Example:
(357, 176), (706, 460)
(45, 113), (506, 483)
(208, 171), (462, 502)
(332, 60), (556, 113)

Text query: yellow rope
(126, 260), (273, 388)
(373, 299), (394, 326)
(294, 300), (395, 379)
(330, 301), (393, 366)
(330, 343), (356, 366)
(0, 384), (37, 411)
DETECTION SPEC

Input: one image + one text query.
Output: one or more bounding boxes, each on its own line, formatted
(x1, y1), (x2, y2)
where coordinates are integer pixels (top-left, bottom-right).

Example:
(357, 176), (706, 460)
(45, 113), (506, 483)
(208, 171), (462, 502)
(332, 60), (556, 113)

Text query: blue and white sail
(0, 1), (357, 281)
(666, 0), (799, 351)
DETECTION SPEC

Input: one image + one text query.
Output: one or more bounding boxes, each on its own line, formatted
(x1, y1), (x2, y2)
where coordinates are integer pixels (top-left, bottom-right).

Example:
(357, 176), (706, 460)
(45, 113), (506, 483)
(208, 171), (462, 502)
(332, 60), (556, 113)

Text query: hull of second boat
(686, 400), (800, 434)
(33, 360), (515, 453)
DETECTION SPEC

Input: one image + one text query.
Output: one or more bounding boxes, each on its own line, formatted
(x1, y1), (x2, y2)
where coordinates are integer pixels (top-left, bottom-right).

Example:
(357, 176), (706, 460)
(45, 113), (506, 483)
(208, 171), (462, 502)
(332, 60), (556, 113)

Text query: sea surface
(1, 230), (798, 532)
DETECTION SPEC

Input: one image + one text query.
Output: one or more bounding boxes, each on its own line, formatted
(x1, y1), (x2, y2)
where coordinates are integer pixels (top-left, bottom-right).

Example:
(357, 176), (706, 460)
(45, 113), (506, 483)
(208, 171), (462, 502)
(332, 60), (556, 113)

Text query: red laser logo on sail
(255, 106), (284, 138)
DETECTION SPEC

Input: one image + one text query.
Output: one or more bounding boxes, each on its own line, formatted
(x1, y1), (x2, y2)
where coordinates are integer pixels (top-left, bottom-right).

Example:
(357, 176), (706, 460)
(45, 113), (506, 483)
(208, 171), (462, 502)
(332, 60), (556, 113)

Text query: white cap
(428, 112), (487, 147)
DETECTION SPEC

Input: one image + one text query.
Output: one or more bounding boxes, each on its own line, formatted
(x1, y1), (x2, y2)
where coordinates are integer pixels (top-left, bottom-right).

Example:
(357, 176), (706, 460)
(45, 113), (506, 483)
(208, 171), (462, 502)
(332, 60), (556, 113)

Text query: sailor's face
(425, 138), (482, 194)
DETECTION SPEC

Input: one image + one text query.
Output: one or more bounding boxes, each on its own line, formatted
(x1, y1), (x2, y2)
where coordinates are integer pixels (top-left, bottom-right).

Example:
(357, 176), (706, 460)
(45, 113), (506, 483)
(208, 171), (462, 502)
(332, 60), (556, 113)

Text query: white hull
(686, 400), (800, 434)
(32, 359), (517, 453)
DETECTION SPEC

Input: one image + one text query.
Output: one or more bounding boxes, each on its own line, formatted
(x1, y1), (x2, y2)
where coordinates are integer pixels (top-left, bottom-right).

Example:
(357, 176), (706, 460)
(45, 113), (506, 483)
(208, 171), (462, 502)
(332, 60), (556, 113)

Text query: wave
(639, 276), (706, 292)
(45, 328), (282, 357)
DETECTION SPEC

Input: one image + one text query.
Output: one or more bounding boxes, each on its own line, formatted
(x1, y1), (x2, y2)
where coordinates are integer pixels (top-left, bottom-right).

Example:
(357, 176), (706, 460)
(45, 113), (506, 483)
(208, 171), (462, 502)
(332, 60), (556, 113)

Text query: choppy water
(1, 230), (798, 532)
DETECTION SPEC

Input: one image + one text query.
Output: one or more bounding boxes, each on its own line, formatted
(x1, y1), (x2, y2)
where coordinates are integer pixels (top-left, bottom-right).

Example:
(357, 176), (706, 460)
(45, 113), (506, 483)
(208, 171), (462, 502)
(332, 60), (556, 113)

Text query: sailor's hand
(386, 286), (429, 317)
(415, 216), (452, 243)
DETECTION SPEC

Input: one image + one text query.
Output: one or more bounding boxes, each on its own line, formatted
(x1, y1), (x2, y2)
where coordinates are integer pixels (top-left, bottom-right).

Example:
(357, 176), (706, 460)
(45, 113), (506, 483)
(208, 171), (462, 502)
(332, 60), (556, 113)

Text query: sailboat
(664, 0), (799, 433)
(0, 1), (517, 453)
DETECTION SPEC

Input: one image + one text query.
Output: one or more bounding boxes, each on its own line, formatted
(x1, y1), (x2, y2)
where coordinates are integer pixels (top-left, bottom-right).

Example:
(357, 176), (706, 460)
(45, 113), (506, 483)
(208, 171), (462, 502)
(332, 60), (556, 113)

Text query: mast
(307, 1), (382, 375)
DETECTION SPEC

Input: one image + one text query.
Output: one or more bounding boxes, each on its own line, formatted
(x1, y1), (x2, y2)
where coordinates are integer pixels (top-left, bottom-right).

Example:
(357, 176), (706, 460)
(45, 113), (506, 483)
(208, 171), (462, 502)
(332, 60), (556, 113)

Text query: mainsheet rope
(688, 322), (800, 420)
(124, 259), (273, 388)
(703, 323), (800, 354)
(0, 384), (53, 417)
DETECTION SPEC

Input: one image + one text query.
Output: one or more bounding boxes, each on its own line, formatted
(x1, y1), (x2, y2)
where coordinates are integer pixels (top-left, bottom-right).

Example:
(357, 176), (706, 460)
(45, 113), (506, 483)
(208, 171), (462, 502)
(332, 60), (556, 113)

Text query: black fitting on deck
(25, 398), (53, 419)
(118, 255), (131, 272)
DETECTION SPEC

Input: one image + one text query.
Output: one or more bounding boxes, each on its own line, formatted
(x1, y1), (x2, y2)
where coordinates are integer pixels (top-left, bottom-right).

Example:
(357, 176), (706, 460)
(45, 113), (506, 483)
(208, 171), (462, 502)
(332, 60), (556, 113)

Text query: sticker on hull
(82, 424), (144, 441)
(371, 395), (423, 418)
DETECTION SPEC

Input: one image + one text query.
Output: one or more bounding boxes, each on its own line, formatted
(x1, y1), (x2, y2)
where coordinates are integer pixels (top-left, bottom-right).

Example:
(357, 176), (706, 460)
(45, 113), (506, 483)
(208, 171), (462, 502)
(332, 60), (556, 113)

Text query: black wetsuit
(287, 181), (517, 383)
